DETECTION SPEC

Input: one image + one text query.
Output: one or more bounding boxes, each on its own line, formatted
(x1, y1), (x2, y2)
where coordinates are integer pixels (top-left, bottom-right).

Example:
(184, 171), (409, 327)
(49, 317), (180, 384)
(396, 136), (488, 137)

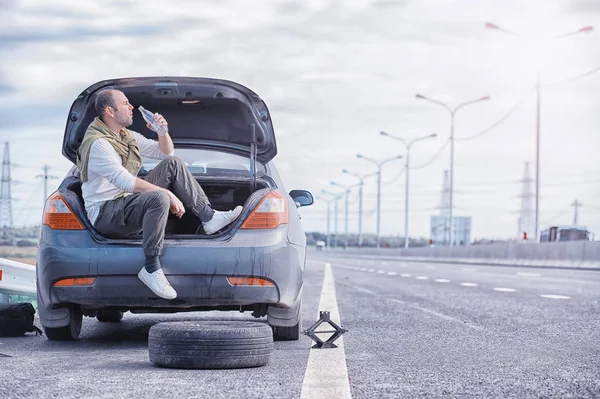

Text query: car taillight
(227, 277), (274, 286)
(43, 192), (85, 230)
(54, 277), (96, 287)
(240, 190), (289, 229)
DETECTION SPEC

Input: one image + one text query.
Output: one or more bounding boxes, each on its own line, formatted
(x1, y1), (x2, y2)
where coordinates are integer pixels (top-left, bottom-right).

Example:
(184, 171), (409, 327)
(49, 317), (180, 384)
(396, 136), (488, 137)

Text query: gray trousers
(94, 156), (213, 256)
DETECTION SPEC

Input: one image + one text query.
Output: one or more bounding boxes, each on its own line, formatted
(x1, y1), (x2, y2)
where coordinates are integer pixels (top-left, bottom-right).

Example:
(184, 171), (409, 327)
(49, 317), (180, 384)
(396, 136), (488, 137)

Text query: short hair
(95, 89), (117, 118)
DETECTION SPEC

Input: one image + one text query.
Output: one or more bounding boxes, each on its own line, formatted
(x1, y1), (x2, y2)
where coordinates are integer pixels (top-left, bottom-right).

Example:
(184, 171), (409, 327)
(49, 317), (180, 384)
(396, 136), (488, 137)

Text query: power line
(346, 191), (360, 206)
(411, 139), (450, 170)
(382, 166), (406, 185)
(455, 86), (535, 142)
(13, 180), (44, 226)
(540, 210), (570, 226)
(304, 208), (443, 216)
(541, 179), (600, 187)
(358, 177), (600, 198)
(544, 64), (600, 88)
(364, 181), (600, 196)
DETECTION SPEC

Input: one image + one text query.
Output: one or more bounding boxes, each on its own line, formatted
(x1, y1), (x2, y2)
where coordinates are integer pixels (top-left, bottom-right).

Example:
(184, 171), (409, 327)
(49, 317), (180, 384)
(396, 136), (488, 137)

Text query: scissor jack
(302, 311), (348, 349)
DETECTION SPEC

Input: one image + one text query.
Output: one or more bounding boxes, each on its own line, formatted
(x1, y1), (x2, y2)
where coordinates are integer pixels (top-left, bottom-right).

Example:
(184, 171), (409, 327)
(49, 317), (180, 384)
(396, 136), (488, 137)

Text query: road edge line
(300, 262), (352, 399)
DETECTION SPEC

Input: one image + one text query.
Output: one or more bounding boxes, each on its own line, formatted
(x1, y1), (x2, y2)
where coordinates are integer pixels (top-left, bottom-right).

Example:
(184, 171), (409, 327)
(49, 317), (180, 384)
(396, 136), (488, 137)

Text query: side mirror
(289, 190), (314, 207)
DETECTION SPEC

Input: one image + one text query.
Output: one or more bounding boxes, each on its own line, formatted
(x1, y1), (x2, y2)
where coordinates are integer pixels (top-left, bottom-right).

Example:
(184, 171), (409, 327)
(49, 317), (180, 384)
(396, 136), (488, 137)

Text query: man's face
(108, 90), (134, 128)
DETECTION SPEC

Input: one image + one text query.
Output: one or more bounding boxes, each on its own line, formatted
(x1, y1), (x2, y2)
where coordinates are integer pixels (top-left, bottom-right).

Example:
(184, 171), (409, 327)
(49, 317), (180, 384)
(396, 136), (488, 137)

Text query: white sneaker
(137, 267), (177, 300)
(202, 206), (243, 235)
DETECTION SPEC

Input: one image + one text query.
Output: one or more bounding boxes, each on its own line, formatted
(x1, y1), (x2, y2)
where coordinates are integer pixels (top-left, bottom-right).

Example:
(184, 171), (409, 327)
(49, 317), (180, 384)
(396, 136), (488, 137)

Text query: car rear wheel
(149, 321), (273, 369)
(96, 310), (124, 322)
(44, 307), (82, 341)
(272, 313), (302, 341)
(271, 300), (302, 341)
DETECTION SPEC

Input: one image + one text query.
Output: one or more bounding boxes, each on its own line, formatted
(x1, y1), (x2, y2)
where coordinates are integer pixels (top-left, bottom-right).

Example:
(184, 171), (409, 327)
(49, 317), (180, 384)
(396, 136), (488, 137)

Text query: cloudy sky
(1, 0), (599, 240)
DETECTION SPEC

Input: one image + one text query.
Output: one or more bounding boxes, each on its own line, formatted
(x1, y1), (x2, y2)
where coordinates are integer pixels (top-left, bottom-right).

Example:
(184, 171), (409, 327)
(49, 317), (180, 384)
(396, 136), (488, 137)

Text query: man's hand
(165, 190), (185, 218)
(133, 181), (183, 217)
(147, 113), (168, 137)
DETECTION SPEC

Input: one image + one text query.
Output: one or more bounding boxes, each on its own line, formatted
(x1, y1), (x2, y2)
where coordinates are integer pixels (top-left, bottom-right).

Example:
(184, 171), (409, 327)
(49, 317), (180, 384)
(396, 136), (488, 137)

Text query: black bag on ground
(0, 303), (43, 337)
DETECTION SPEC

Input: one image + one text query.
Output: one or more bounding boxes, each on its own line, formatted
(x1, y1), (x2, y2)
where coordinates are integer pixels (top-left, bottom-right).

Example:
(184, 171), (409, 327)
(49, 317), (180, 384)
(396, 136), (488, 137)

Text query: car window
(142, 148), (266, 176)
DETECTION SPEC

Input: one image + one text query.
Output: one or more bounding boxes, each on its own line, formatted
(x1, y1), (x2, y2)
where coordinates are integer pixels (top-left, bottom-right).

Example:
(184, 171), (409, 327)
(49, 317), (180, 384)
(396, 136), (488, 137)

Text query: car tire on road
(44, 307), (83, 341)
(96, 310), (124, 323)
(271, 299), (302, 341)
(148, 321), (273, 369)
(272, 322), (301, 341)
(272, 311), (302, 341)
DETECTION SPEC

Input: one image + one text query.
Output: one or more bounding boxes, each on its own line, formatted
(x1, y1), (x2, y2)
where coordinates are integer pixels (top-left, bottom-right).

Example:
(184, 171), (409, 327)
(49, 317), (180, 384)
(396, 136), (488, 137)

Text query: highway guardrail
(0, 257), (36, 297)
(319, 241), (600, 269)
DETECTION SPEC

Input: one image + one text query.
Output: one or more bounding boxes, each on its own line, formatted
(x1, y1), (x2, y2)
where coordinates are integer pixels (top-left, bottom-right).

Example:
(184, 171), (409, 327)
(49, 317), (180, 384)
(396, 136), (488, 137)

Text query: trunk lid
(62, 77), (277, 164)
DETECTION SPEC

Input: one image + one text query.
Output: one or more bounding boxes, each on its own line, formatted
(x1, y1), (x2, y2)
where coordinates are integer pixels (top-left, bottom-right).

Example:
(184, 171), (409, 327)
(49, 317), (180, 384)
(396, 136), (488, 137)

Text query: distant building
(430, 215), (472, 246)
(430, 170), (472, 246)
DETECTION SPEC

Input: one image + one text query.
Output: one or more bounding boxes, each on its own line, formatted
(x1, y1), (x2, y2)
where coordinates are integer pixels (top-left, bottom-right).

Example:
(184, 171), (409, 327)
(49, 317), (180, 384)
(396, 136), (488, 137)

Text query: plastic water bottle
(138, 106), (165, 135)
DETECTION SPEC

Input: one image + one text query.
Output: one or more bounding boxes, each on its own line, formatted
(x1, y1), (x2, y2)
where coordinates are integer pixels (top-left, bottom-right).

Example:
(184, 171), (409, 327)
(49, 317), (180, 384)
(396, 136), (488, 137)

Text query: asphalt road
(314, 250), (600, 398)
(1, 250), (600, 398)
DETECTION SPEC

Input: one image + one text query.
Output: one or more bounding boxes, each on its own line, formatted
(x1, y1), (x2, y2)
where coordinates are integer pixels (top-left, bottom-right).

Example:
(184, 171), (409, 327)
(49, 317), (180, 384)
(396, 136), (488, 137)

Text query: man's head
(95, 89), (134, 129)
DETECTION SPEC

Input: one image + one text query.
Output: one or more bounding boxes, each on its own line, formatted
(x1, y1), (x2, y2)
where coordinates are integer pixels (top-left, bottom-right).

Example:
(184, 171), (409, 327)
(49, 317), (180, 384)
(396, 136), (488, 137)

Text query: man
(77, 89), (242, 300)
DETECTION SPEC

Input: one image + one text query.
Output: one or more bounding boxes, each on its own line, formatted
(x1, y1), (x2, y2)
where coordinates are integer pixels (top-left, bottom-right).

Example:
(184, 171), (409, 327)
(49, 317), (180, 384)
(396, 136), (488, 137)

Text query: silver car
(36, 77), (313, 341)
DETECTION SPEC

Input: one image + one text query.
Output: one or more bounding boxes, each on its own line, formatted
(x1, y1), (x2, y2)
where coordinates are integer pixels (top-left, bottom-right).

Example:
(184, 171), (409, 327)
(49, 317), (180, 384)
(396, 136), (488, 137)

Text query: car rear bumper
(37, 225), (305, 310)
(51, 274), (281, 307)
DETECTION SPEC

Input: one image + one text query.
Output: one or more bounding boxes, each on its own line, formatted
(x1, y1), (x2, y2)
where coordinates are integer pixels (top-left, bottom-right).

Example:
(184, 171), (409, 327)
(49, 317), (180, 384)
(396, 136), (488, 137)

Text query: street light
(380, 131), (437, 248)
(342, 169), (378, 247)
(315, 194), (332, 250)
(330, 181), (355, 249)
(416, 93), (490, 246)
(486, 22), (593, 242)
(322, 189), (344, 248)
(356, 153), (403, 248)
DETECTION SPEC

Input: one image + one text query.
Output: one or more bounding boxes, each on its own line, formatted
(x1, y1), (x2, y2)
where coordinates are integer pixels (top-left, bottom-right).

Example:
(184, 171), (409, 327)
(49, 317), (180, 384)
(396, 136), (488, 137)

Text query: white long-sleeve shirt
(81, 131), (174, 226)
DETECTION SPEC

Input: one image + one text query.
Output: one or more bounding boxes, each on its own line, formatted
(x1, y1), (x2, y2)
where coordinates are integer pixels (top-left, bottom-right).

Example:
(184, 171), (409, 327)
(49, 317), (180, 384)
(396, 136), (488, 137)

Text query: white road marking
(387, 271), (398, 276)
(368, 268), (376, 272)
(460, 282), (478, 287)
(390, 299), (486, 332)
(346, 284), (379, 296)
(517, 272), (541, 277)
(301, 264), (351, 399)
(377, 270), (386, 274)
(435, 279), (451, 283)
(360, 268), (367, 271)
(340, 281), (486, 333)
(400, 273), (412, 278)
(541, 294), (570, 300)
(415, 276), (429, 280)
(494, 287), (517, 292)
(461, 268), (476, 272)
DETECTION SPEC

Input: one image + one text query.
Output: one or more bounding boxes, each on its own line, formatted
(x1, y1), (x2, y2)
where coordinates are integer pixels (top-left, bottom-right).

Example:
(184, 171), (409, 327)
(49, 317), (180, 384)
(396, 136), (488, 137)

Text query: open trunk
(59, 77), (281, 239)
(63, 77), (277, 165)
(60, 175), (272, 239)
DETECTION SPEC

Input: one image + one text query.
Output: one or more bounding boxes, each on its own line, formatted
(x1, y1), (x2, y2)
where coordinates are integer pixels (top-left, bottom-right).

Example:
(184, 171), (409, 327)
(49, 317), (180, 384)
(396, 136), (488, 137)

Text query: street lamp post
(356, 154), (403, 248)
(317, 193), (333, 250)
(416, 94), (490, 246)
(322, 189), (343, 248)
(331, 181), (354, 248)
(342, 169), (378, 247)
(380, 131), (437, 248)
(334, 195), (339, 248)
(485, 22), (593, 242)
